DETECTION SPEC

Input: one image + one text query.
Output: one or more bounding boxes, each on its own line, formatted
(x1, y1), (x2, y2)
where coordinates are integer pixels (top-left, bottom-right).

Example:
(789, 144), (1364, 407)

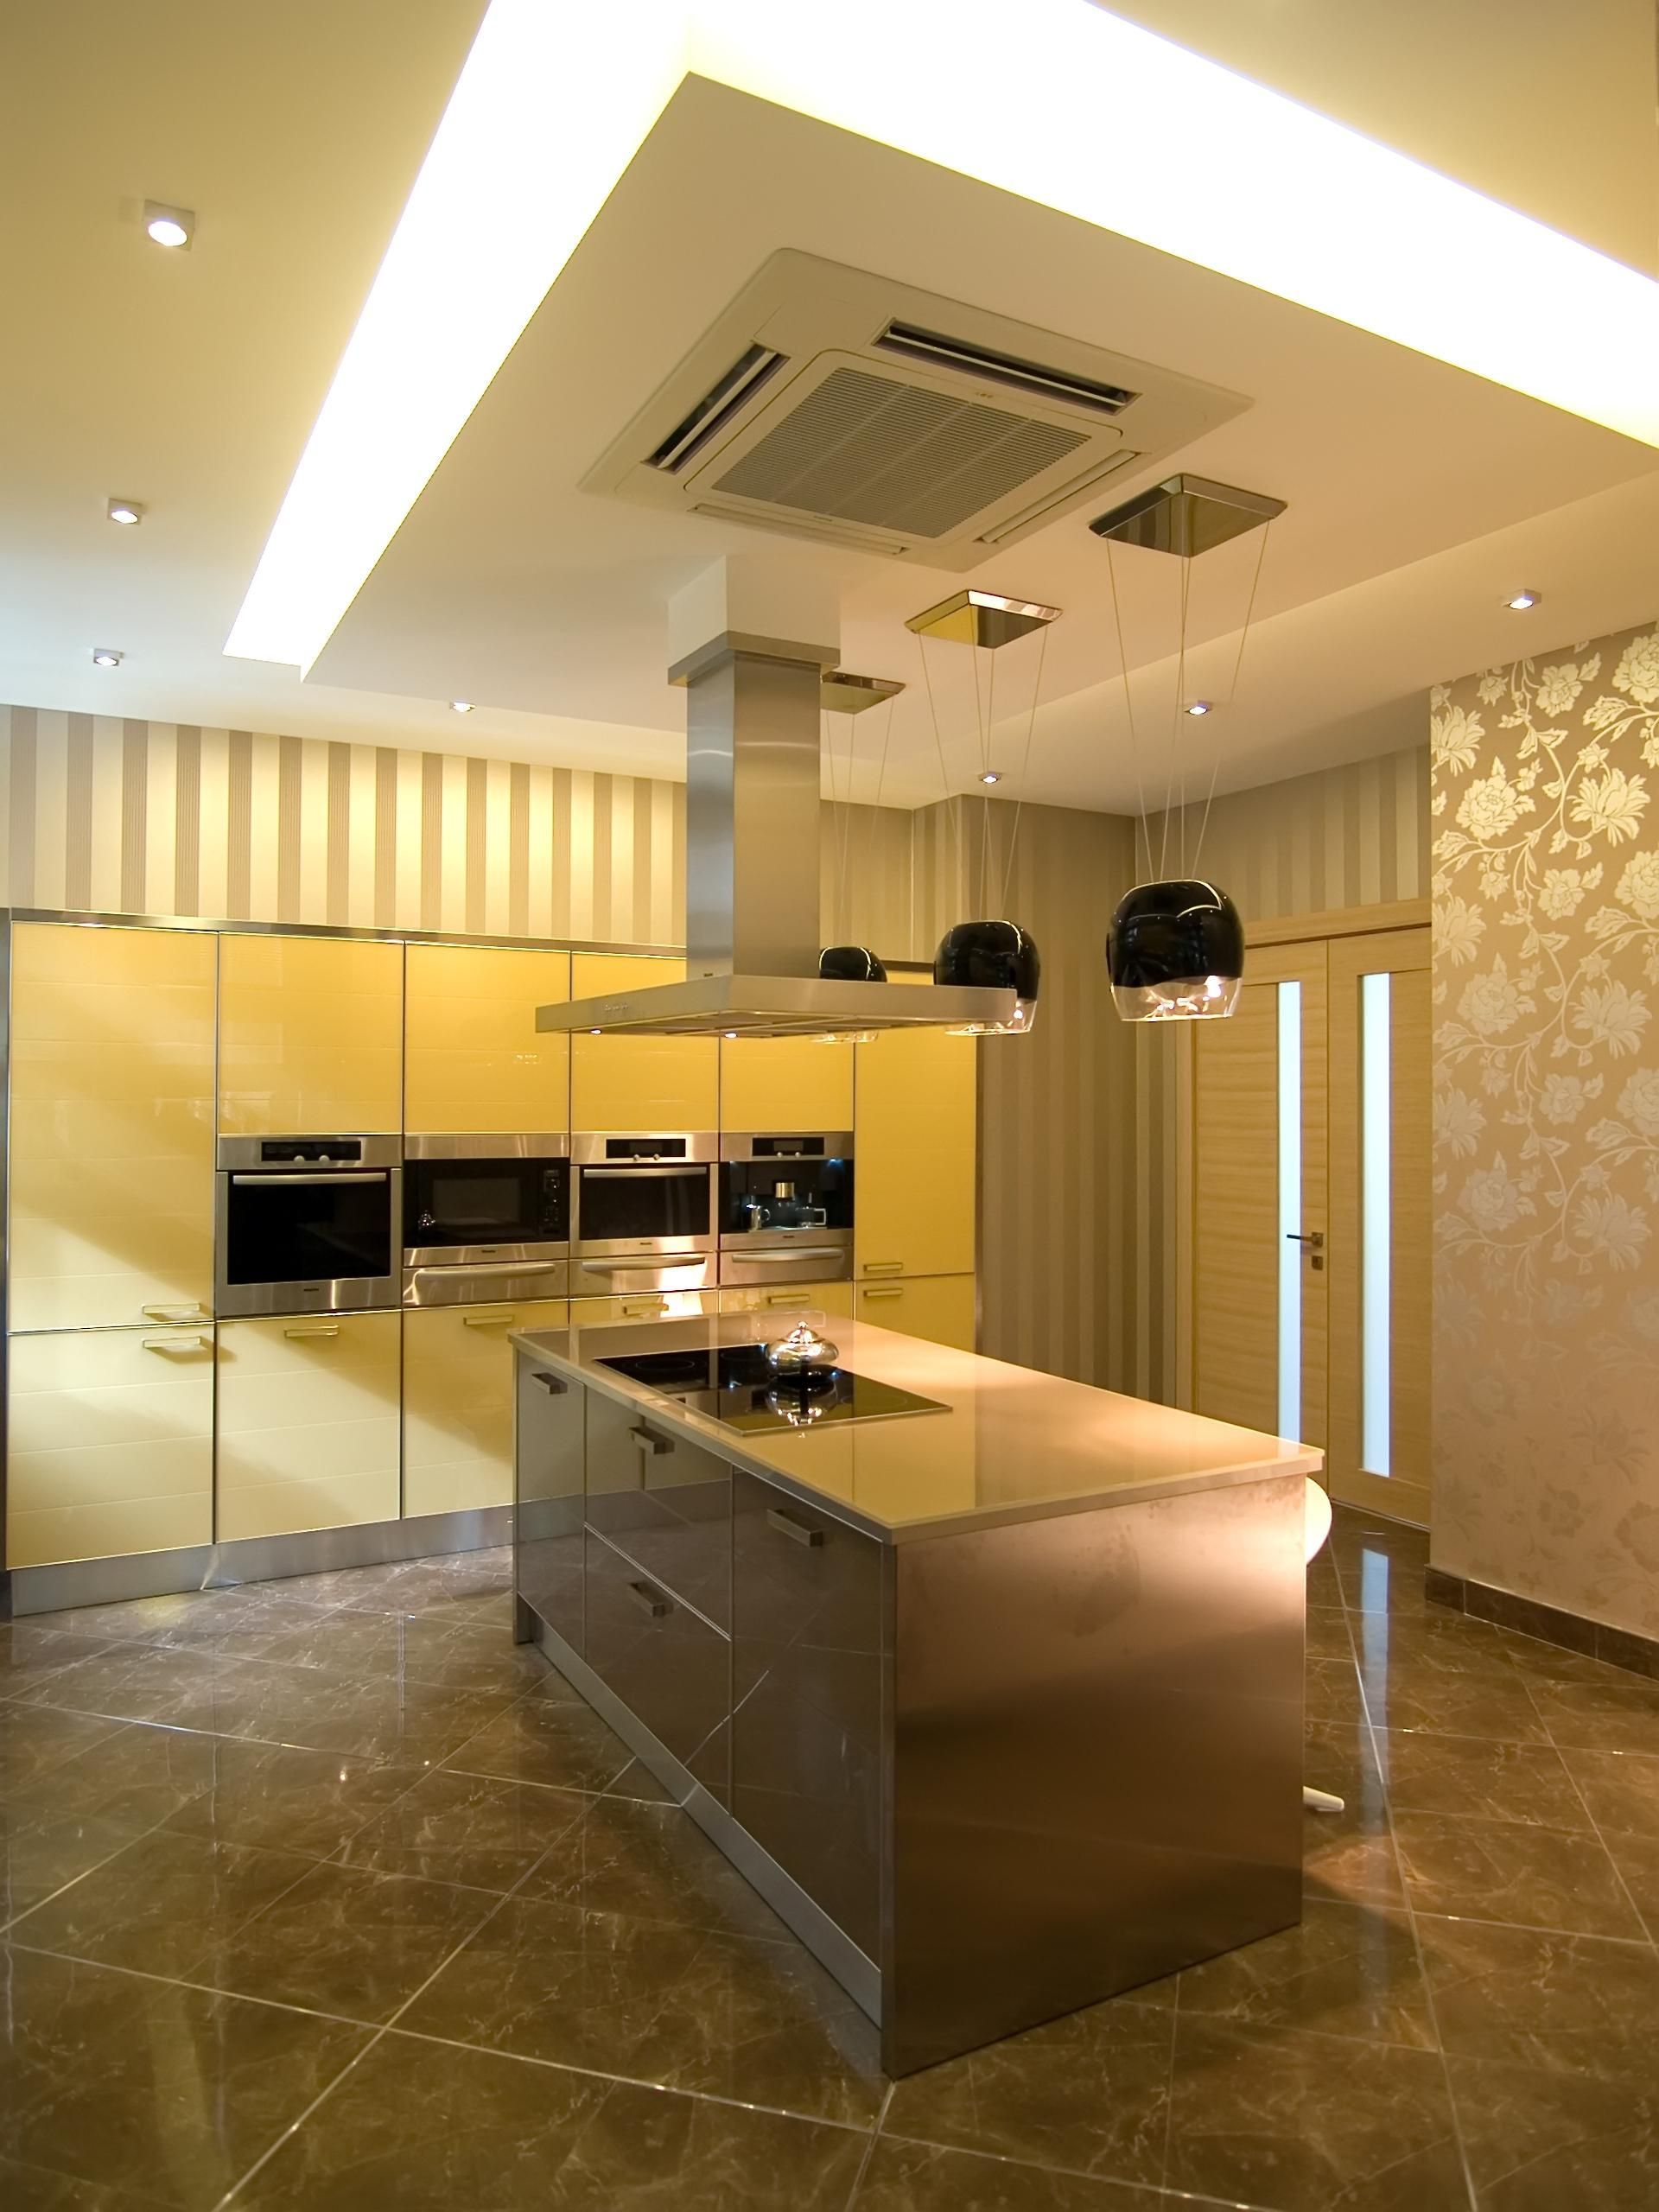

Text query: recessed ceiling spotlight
(106, 498), (143, 526)
(449, 699), (474, 713)
(1185, 699), (1213, 716)
(1506, 588), (1541, 611)
(978, 770), (1002, 785)
(143, 200), (194, 250)
(91, 648), (124, 668)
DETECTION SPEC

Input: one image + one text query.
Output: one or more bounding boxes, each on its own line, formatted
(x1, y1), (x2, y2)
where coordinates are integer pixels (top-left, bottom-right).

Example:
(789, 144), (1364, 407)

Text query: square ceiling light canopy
(905, 588), (1061, 650)
(821, 671), (905, 713)
(1090, 474), (1286, 558)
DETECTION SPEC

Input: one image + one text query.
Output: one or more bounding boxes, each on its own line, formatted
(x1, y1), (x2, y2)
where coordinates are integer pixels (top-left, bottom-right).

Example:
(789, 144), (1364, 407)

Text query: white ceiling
(3, 3), (1657, 814)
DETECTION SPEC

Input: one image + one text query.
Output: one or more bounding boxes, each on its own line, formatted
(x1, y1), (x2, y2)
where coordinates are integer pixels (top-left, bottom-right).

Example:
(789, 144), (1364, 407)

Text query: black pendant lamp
(819, 944), (887, 982)
(934, 918), (1040, 1035)
(1090, 474), (1283, 1023)
(1106, 880), (1243, 1022)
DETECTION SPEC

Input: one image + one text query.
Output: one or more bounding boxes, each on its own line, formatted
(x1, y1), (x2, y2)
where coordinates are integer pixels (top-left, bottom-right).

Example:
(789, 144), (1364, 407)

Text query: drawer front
(584, 1530), (730, 1804)
(585, 1391), (732, 1630)
(716, 1281), (855, 1322)
(514, 1356), (586, 1654)
(731, 1470), (885, 1955)
(215, 1313), (401, 1541)
(854, 1272), (976, 1351)
(403, 1300), (568, 1518)
(569, 1290), (716, 1328)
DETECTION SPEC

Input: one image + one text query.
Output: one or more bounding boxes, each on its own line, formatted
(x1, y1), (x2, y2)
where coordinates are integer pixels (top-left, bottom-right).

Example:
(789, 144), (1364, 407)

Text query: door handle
(1285, 1231), (1325, 1249)
(283, 1323), (340, 1340)
(630, 1426), (672, 1457)
(414, 1262), (563, 1278)
(462, 1313), (517, 1327)
(766, 1506), (823, 1548)
(143, 1333), (209, 1354)
(142, 1302), (211, 1325)
(626, 1579), (671, 1619)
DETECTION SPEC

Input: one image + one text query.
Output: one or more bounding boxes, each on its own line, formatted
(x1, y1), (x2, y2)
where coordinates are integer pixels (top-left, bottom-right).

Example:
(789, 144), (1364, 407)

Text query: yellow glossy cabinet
(402, 1300), (567, 1516)
(717, 1282), (855, 1322)
(569, 955), (717, 1133)
(219, 934), (403, 1135)
(719, 1038), (854, 1133)
(10, 923), (215, 1332)
(405, 945), (571, 1135)
(854, 1272), (976, 1351)
(569, 1291), (716, 1329)
(853, 1027), (976, 1280)
(6, 1325), (214, 1567)
(216, 1313), (401, 1541)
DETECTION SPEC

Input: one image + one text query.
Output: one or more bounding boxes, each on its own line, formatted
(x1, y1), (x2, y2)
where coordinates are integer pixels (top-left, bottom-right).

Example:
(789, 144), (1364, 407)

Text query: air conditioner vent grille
(648, 342), (787, 474)
(710, 365), (1087, 540)
(874, 321), (1137, 416)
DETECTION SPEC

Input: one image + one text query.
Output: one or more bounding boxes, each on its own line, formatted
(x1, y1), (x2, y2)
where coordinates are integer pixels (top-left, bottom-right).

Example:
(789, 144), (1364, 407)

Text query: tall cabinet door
(405, 945), (571, 1135)
(216, 1313), (401, 1540)
(853, 1028), (976, 1282)
(10, 923), (215, 1332)
(219, 934), (403, 1135)
(403, 1300), (568, 1517)
(720, 1038), (854, 1133)
(570, 956), (718, 1133)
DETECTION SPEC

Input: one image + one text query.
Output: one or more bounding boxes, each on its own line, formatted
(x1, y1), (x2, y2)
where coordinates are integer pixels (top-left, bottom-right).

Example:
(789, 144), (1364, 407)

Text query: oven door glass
(406, 1160), (568, 1250)
(226, 1173), (395, 1286)
(577, 1165), (710, 1244)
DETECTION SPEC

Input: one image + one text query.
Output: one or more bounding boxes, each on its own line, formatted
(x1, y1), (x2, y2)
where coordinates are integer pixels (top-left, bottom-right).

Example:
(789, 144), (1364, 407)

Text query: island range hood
(537, 585), (1018, 1042)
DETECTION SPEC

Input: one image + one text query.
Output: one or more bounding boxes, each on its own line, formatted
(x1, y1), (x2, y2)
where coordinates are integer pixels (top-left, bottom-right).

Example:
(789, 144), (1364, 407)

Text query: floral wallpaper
(1432, 617), (1659, 1635)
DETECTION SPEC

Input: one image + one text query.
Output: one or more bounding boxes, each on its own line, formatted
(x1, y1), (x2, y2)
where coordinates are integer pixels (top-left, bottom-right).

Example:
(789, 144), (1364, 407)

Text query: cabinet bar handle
(861, 1287), (903, 1301)
(142, 1302), (210, 1324)
(531, 1370), (568, 1394)
(626, 1579), (671, 1618)
(861, 1260), (903, 1275)
(621, 1300), (668, 1316)
(232, 1172), (386, 1186)
(283, 1324), (340, 1339)
(413, 1262), (563, 1279)
(765, 1293), (810, 1308)
(766, 1506), (823, 1548)
(630, 1426), (672, 1457)
(462, 1313), (517, 1327)
(143, 1333), (209, 1353)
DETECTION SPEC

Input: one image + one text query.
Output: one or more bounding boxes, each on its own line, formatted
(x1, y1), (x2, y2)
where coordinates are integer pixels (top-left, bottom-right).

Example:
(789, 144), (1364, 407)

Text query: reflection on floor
(3, 1507), (1659, 2207)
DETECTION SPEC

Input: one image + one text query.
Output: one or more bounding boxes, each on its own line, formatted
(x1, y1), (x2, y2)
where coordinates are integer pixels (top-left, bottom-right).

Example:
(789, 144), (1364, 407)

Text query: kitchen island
(511, 1312), (1320, 2075)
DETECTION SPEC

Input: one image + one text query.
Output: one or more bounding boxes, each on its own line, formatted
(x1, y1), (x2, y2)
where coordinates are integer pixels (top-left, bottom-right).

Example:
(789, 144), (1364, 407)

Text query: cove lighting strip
(227, 0), (1659, 672)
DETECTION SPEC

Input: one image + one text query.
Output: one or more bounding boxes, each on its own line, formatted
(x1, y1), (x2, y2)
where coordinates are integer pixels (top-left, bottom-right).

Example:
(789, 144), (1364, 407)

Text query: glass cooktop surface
(596, 1342), (948, 1433)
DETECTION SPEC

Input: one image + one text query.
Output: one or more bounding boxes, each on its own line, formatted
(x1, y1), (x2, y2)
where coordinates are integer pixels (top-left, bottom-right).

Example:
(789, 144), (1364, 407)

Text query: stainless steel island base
(512, 1316), (1311, 2077)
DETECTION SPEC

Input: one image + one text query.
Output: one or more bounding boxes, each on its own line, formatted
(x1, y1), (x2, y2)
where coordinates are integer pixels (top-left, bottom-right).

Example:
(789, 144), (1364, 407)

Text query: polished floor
(3, 1510), (1659, 2209)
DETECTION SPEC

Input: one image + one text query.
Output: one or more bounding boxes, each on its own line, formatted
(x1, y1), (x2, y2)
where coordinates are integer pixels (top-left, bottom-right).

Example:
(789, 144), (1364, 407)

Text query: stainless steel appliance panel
(718, 1132), (854, 1287)
(584, 1528), (731, 1805)
(731, 1468), (885, 1959)
(514, 1353), (585, 1655)
(584, 1393), (732, 1629)
(405, 1255), (572, 1307)
(885, 1471), (1304, 2075)
(215, 1135), (401, 1318)
(571, 1132), (717, 1295)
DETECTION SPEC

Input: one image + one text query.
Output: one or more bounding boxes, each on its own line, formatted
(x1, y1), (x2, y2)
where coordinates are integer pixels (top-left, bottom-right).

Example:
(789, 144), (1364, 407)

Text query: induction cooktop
(596, 1342), (948, 1433)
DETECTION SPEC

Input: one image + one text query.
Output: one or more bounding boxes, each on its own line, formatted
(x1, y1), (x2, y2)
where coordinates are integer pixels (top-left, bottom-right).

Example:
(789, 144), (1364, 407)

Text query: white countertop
(511, 1313), (1321, 1544)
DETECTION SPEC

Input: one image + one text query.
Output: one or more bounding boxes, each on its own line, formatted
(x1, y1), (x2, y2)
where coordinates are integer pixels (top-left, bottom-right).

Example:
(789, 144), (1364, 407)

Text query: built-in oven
(569, 1133), (717, 1298)
(718, 1132), (855, 1287)
(403, 1135), (570, 1307)
(216, 1135), (401, 1318)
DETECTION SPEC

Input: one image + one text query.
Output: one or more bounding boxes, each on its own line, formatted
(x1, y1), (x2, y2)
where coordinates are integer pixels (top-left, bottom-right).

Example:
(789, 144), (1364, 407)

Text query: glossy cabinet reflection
(403, 1300), (568, 1517)
(216, 1313), (400, 1540)
(10, 922), (215, 1332)
(6, 1325), (214, 1567)
(584, 1529), (731, 1804)
(569, 1291), (716, 1329)
(852, 1027), (976, 1282)
(515, 1355), (585, 1654)
(585, 1389), (732, 1629)
(569, 955), (718, 1133)
(404, 944), (570, 1135)
(219, 934), (403, 1135)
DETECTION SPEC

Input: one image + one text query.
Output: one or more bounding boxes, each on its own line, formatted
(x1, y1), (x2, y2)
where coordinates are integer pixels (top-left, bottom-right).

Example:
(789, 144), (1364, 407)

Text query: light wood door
(1193, 943), (1329, 1446)
(1326, 929), (1432, 1522)
(7, 1325), (214, 1567)
(10, 923), (216, 1332)
(854, 1272), (977, 1351)
(404, 945), (570, 1135)
(720, 1037), (855, 1133)
(402, 1300), (568, 1517)
(569, 955), (718, 1133)
(853, 1028), (976, 1282)
(219, 934), (403, 1135)
(216, 1313), (401, 1540)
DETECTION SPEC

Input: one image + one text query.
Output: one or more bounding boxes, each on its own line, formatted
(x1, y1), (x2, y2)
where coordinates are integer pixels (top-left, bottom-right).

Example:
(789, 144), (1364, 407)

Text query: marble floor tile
(1305, 1657), (1368, 1726)
(1165, 2015), (1467, 2211)
(1390, 1808), (1647, 1937)
(332, 1766), (586, 1890)
(0, 1701), (126, 1795)
(1375, 1729), (1592, 1829)
(8, 1720), (219, 1832)
(1415, 1913), (1659, 2077)
(1331, 1517), (1433, 1620)
(1446, 2054), (1659, 2210)
(191, 1859), (498, 2024)
(852, 2139), (1190, 2210)
(442, 1689), (636, 1795)
(9, 1827), (317, 1980)
(1557, 1746), (1659, 1840)
(1173, 1898), (1433, 2048)
(1528, 1672), (1659, 1755)
(159, 1738), (427, 1860)
(1599, 1828), (1659, 1938)
(1357, 1662), (1552, 1746)
(255, 1611), (546, 1697)
(0, 2154), (155, 2208)
(1306, 1550), (1344, 1611)
(601, 1755), (679, 1805)
(17, 1644), (271, 1732)
(520, 1793), (789, 1941)
(0, 1628), (122, 1694)
(1301, 1721), (1405, 1907)
(233, 2032), (869, 2210)
(881, 1997), (1173, 2188)
(186, 1658), (525, 1764)
(1305, 1606), (1356, 1662)
(0, 1944), (368, 2209)
(35, 1584), (350, 1655)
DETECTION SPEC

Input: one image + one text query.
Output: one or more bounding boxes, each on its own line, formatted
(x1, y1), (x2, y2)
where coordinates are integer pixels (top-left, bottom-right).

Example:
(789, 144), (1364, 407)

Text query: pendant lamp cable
(999, 617), (1050, 920)
(1160, 554), (1192, 883)
(1192, 519), (1272, 880)
(918, 631), (966, 915)
(1105, 539), (1154, 883)
(859, 691), (899, 939)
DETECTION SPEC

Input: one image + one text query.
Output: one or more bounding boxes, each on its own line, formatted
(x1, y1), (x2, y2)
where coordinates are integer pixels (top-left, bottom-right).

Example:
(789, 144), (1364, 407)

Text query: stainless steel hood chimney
(537, 563), (1016, 1041)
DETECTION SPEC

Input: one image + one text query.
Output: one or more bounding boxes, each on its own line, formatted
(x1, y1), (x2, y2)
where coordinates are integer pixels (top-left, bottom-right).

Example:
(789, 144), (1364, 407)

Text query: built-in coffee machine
(718, 1132), (854, 1287)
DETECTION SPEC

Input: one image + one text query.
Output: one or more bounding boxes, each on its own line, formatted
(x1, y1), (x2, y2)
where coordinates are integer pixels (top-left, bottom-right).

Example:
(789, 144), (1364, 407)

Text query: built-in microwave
(569, 1133), (717, 1298)
(718, 1133), (855, 1287)
(403, 1134), (570, 1308)
(216, 1135), (401, 1318)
